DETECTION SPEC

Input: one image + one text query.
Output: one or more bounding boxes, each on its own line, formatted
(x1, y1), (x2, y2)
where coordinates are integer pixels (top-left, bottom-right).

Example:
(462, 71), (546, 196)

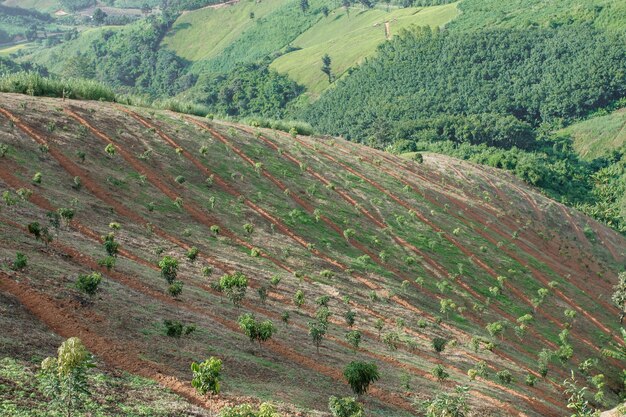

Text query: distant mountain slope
(0, 93), (624, 416)
(161, 0), (285, 62)
(270, 2), (458, 94)
(1, 0), (60, 12)
(162, 0), (458, 93)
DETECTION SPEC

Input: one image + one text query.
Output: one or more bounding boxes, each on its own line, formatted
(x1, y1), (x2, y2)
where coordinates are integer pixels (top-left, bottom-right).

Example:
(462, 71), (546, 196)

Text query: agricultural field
(0, 93), (624, 416)
(1, 0), (60, 12)
(162, 0), (458, 93)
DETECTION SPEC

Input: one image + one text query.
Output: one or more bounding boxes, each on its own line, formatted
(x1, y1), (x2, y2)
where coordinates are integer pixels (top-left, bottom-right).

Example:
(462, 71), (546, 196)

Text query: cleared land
(0, 93), (624, 416)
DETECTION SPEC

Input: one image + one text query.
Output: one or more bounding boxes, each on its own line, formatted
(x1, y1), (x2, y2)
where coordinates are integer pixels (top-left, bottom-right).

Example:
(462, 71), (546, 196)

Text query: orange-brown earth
(0, 93), (624, 416)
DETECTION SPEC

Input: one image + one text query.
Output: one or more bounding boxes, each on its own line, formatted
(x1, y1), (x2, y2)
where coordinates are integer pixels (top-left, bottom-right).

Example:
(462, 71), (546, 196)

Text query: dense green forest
(61, 16), (192, 96)
(303, 26), (626, 139)
(0, 4), (54, 40)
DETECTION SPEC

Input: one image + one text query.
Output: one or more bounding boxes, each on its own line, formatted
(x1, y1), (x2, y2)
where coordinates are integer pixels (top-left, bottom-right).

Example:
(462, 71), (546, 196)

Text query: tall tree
(321, 54), (332, 83)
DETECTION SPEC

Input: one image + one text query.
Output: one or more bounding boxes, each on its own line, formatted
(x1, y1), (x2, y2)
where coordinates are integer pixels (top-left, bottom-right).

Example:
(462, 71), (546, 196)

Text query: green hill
(270, 2), (459, 94)
(0, 93), (625, 416)
(162, 0), (458, 93)
(161, 0), (286, 63)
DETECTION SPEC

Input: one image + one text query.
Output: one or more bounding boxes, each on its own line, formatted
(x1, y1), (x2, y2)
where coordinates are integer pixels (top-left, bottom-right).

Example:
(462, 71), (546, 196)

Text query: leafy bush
(328, 396), (363, 417)
(238, 313), (275, 348)
(11, 252), (27, 270)
(102, 233), (119, 257)
(186, 246), (199, 262)
(38, 338), (94, 417)
(219, 272), (248, 307)
(220, 402), (280, 417)
(163, 319), (195, 338)
(158, 256), (179, 284)
(75, 272), (102, 296)
(167, 280), (184, 298)
(190, 357), (222, 395)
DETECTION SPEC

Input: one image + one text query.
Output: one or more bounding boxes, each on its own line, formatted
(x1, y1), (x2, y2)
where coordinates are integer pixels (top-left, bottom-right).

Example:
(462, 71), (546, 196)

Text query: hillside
(0, 93), (625, 416)
(270, 3), (458, 94)
(162, 0), (457, 93)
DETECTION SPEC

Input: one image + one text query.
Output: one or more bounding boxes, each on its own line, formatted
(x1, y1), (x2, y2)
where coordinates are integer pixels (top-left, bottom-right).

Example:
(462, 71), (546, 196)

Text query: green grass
(559, 108), (626, 160)
(161, 0), (285, 62)
(270, 3), (459, 94)
(0, 43), (34, 57)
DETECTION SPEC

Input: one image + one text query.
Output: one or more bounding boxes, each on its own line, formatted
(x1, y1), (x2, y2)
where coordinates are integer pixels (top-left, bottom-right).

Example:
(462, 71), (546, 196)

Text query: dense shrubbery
(0, 58), (48, 77)
(0, 72), (115, 101)
(186, 63), (304, 118)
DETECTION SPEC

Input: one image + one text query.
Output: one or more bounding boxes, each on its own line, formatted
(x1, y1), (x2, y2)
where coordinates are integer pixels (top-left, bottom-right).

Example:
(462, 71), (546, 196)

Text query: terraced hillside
(0, 93), (625, 416)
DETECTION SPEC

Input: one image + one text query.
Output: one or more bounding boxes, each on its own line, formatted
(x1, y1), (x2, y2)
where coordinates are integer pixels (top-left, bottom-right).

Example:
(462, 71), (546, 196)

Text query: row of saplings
(37, 335), (613, 417)
(36, 336), (381, 417)
(21, 224), (471, 416)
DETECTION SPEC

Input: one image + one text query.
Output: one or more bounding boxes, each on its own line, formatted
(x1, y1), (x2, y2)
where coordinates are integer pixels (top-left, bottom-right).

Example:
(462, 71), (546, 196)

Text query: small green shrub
(32, 172), (42, 184)
(11, 252), (27, 270)
(75, 272), (102, 297)
(98, 256), (116, 270)
(167, 280), (184, 298)
(186, 246), (199, 262)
